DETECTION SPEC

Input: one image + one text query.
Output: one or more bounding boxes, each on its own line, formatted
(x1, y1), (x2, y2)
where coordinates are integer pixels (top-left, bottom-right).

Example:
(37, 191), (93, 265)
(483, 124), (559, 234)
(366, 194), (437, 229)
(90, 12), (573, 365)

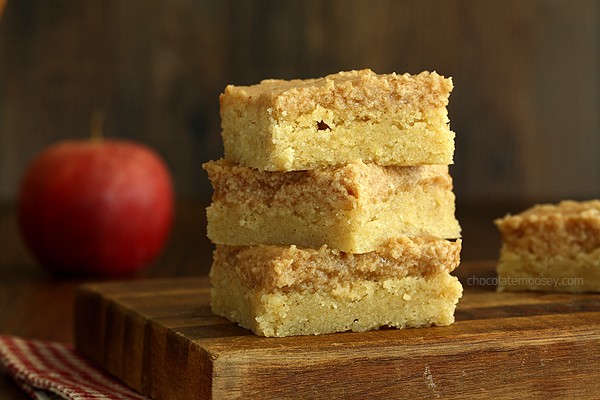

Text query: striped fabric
(0, 335), (146, 400)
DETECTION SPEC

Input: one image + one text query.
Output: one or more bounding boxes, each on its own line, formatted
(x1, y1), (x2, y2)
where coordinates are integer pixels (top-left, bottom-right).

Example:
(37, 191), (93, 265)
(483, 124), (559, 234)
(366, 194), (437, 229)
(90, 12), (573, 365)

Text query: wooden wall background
(0, 0), (599, 202)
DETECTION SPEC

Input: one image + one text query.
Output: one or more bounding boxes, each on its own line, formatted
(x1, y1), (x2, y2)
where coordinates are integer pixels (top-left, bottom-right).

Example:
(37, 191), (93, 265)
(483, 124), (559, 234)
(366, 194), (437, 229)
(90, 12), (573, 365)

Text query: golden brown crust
(203, 159), (452, 211)
(221, 69), (453, 121)
(495, 200), (600, 256)
(212, 238), (461, 293)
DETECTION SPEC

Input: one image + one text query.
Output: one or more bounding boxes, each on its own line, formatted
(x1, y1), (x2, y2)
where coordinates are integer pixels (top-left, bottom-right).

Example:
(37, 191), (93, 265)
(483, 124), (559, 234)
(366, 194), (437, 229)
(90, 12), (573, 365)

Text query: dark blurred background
(0, 0), (599, 263)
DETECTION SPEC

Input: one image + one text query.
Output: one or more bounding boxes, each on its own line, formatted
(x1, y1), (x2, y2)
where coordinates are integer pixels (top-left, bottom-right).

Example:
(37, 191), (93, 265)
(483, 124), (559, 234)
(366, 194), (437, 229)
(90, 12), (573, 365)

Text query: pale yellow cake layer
(210, 243), (463, 337)
(497, 250), (600, 293)
(495, 200), (600, 293)
(204, 159), (460, 253)
(220, 69), (454, 171)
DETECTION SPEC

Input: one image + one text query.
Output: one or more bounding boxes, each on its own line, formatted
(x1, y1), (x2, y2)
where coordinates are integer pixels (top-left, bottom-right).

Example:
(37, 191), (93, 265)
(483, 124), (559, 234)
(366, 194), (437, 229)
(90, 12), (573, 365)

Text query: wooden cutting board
(74, 261), (600, 399)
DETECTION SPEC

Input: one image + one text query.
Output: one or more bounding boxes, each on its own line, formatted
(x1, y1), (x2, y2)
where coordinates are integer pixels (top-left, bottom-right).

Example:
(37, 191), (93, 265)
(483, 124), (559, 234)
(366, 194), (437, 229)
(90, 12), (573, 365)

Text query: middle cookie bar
(204, 159), (461, 254)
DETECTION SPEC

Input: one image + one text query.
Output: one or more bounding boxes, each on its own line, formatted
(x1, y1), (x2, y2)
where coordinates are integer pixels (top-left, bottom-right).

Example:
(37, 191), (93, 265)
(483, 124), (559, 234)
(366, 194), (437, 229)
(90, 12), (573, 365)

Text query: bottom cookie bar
(210, 238), (462, 337)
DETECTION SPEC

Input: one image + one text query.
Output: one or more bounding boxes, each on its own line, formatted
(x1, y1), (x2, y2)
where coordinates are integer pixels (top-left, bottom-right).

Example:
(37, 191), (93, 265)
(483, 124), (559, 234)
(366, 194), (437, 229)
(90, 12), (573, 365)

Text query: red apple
(17, 139), (174, 277)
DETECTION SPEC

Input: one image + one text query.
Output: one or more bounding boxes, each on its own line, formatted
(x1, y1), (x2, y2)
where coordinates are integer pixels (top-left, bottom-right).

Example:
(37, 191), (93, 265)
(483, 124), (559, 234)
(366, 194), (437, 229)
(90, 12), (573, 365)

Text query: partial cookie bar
(210, 237), (463, 337)
(495, 200), (600, 292)
(220, 69), (454, 171)
(204, 159), (460, 254)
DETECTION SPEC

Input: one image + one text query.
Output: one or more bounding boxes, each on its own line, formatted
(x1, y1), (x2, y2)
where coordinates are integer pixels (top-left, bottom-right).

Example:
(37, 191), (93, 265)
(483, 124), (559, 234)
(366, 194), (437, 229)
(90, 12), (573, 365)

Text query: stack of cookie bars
(204, 70), (462, 337)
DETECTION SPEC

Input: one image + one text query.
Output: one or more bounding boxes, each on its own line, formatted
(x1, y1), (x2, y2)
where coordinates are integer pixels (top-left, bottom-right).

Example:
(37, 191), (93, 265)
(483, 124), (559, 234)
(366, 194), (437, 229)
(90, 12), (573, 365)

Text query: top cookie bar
(220, 69), (454, 171)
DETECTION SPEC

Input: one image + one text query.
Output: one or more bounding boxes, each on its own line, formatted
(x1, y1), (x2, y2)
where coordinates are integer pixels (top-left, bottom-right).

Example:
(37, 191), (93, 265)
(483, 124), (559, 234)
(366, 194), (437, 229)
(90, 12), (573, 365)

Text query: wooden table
(0, 199), (531, 398)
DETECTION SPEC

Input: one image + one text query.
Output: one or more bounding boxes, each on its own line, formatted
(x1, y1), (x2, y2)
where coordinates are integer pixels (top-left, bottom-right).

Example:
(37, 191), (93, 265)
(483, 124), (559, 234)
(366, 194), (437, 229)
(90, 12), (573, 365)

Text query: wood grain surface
(75, 261), (600, 400)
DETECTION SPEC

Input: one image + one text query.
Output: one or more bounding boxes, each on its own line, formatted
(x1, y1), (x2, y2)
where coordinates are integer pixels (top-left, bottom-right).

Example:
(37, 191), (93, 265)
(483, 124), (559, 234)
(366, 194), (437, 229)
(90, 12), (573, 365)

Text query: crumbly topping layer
(221, 69), (453, 121)
(203, 159), (452, 210)
(212, 237), (461, 292)
(495, 200), (600, 256)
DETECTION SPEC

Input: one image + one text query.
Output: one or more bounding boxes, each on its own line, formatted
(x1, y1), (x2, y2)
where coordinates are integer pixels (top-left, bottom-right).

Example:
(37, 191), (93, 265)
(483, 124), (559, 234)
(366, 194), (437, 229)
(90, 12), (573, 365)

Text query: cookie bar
(495, 200), (600, 292)
(210, 237), (463, 337)
(220, 69), (454, 171)
(204, 159), (460, 254)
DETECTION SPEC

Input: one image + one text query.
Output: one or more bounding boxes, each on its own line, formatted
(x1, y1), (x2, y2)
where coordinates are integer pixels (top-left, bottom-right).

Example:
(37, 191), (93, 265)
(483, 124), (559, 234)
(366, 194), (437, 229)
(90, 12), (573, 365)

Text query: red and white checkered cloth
(0, 335), (147, 400)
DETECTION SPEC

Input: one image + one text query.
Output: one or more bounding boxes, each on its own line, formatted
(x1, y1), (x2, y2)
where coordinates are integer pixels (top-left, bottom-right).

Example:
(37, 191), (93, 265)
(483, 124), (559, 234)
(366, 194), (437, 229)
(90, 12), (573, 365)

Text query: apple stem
(91, 109), (105, 142)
